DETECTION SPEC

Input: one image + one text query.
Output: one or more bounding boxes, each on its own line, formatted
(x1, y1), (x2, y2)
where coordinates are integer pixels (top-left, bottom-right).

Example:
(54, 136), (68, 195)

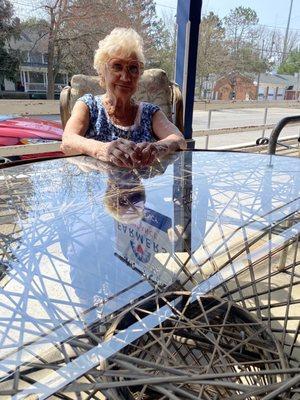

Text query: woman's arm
(134, 110), (186, 166)
(61, 101), (109, 159)
(152, 110), (187, 152)
(61, 101), (137, 167)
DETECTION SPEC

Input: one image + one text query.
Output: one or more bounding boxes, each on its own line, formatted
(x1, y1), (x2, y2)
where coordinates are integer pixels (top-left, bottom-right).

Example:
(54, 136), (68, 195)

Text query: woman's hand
(105, 138), (141, 168)
(134, 142), (170, 167)
(95, 138), (176, 169)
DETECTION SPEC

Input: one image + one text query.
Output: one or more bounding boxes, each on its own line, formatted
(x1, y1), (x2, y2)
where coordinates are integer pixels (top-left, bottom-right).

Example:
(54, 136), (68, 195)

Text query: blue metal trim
(175, 0), (203, 140)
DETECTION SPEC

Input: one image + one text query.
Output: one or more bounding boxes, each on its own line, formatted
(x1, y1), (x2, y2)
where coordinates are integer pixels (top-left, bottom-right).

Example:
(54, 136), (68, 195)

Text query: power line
(12, 0), (36, 6)
(155, 2), (177, 10)
(257, 23), (300, 32)
(282, 0), (294, 62)
(13, 1), (300, 34)
(154, 7), (300, 32)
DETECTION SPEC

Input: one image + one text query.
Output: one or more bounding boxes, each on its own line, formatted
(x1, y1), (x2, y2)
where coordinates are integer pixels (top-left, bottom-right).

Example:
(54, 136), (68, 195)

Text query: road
(193, 107), (300, 148)
(23, 106), (300, 149)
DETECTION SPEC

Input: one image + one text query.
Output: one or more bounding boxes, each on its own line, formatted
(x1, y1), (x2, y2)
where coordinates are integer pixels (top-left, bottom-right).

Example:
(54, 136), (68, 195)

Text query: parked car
(0, 115), (63, 162)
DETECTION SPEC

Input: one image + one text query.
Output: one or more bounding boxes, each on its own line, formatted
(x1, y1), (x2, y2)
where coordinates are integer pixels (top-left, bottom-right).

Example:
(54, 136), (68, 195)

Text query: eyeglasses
(106, 58), (144, 77)
(118, 191), (145, 207)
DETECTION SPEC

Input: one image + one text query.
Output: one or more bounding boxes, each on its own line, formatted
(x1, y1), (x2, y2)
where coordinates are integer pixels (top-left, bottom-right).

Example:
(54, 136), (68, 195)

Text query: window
(29, 52), (43, 64)
(55, 73), (66, 84)
(21, 51), (29, 62)
(29, 72), (44, 83)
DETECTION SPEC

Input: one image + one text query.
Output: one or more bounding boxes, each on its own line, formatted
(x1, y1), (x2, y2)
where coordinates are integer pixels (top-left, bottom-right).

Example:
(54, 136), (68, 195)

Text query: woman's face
(117, 195), (145, 224)
(104, 53), (143, 99)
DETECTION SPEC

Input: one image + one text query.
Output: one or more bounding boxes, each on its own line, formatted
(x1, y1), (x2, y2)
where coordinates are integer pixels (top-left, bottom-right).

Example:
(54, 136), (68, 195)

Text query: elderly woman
(61, 28), (186, 168)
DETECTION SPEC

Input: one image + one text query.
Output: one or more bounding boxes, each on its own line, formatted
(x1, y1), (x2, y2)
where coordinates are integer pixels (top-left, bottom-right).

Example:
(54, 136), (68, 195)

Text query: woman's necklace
(103, 97), (137, 127)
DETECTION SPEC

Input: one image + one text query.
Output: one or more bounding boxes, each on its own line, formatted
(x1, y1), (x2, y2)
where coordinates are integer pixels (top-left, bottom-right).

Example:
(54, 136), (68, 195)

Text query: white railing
(194, 106), (300, 149)
(0, 134), (299, 161)
(0, 103), (299, 159)
(193, 123), (276, 137)
(25, 83), (47, 92)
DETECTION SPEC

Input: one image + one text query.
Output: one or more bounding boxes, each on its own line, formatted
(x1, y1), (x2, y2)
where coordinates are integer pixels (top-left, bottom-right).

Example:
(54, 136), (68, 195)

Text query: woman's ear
(99, 74), (105, 88)
(136, 80), (141, 94)
(98, 66), (106, 88)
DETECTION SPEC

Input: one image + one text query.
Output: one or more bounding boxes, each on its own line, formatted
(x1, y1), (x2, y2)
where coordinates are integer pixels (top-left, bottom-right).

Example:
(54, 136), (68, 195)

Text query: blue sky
(155, 0), (300, 32)
(13, 0), (300, 33)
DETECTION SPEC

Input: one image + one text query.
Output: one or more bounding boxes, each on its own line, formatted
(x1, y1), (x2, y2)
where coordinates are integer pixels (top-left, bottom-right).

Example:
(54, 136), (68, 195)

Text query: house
(198, 74), (218, 100)
(257, 73), (288, 100)
(4, 29), (68, 97)
(213, 73), (256, 101)
(213, 72), (299, 101)
(280, 73), (300, 100)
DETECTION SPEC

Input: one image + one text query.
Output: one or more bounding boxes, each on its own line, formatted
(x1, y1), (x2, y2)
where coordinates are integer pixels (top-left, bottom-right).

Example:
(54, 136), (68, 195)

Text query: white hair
(94, 28), (145, 87)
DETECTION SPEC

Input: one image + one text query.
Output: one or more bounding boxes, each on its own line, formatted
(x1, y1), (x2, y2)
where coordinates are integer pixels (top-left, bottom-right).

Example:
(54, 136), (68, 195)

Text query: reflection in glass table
(0, 151), (299, 399)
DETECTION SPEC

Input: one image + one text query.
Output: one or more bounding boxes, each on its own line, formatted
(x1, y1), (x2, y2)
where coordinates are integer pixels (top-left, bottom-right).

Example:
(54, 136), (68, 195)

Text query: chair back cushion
(69, 69), (172, 120)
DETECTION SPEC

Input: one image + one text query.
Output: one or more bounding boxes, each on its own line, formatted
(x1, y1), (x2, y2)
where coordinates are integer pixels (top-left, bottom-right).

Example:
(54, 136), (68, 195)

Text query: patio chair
(59, 69), (183, 132)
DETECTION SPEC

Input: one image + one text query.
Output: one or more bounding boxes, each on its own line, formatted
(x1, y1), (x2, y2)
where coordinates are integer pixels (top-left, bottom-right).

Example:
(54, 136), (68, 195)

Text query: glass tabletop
(0, 151), (299, 398)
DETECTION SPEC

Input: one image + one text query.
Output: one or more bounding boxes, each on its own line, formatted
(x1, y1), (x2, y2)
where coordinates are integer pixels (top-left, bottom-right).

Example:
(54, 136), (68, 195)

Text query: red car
(0, 115), (63, 162)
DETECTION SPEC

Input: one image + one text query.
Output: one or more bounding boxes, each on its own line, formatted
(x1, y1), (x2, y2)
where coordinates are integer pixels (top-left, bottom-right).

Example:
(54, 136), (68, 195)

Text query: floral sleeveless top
(77, 94), (160, 143)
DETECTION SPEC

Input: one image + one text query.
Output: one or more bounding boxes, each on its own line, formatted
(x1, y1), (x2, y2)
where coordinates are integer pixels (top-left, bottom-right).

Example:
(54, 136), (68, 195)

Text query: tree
(222, 7), (269, 76)
(62, 0), (173, 77)
(62, 0), (123, 76)
(44, 0), (69, 99)
(23, 0), (80, 99)
(0, 0), (20, 89)
(258, 26), (300, 70)
(196, 12), (226, 97)
(23, 0), (175, 96)
(278, 50), (300, 74)
(21, 2), (70, 99)
(223, 7), (259, 56)
(118, 0), (172, 71)
(158, 9), (176, 79)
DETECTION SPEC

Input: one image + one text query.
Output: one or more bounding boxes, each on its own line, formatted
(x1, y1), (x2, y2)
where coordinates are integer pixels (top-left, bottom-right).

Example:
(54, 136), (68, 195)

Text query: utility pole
(269, 30), (276, 62)
(256, 40), (265, 100)
(282, 0), (294, 64)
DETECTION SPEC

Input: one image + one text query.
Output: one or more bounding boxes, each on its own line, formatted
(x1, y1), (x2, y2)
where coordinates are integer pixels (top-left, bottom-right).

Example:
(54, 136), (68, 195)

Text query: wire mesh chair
(97, 217), (299, 399)
(99, 291), (292, 400)
(98, 151), (300, 399)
